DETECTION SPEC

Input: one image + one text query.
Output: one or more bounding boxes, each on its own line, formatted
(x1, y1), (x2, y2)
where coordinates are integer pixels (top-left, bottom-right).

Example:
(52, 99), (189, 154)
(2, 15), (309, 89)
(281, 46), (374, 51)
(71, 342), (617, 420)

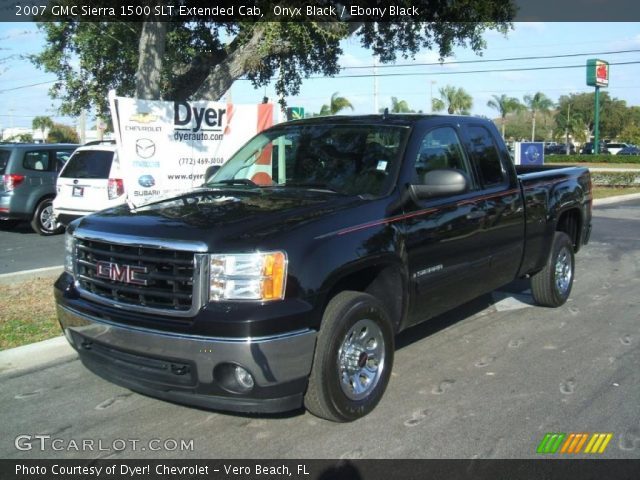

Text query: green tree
(555, 92), (630, 141)
(523, 92), (554, 141)
(7, 133), (35, 143)
(32, 116), (54, 143)
(432, 85), (473, 115)
(319, 92), (354, 116)
(32, 2), (513, 115)
(387, 97), (415, 113)
(487, 94), (522, 138)
(46, 123), (80, 143)
(619, 124), (640, 146)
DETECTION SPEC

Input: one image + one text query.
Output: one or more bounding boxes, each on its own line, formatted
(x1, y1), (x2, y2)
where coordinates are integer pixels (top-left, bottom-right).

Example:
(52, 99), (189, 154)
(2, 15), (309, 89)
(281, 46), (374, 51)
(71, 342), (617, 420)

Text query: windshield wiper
(284, 182), (340, 193)
(212, 179), (259, 187)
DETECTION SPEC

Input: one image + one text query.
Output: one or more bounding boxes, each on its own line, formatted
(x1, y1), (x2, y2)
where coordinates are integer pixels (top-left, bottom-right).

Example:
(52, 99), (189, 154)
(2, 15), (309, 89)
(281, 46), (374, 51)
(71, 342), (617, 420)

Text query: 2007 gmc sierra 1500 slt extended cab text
(55, 114), (592, 422)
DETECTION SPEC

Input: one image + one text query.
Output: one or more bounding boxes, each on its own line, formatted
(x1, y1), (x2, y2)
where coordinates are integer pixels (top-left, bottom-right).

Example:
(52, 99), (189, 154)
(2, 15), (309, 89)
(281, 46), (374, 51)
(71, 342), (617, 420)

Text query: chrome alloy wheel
(338, 318), (386, 401)
(555, 246), (573, 295)
(40, 204), (58, 232)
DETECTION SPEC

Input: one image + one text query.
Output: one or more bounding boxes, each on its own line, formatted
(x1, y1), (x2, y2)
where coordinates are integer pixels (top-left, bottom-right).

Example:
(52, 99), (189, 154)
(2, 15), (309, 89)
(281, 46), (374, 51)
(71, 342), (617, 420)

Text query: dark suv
(0, 143), (78, 234)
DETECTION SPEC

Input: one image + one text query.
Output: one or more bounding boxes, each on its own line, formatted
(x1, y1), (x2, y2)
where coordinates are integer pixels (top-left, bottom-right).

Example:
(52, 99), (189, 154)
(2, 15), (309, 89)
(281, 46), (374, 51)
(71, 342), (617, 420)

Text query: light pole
(429, 80), (436, 113)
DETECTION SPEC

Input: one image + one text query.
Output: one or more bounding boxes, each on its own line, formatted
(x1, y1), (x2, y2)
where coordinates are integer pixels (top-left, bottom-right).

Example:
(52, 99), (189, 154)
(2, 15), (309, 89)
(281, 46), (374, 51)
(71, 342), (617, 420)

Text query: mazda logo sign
(135, 138), (156, 159)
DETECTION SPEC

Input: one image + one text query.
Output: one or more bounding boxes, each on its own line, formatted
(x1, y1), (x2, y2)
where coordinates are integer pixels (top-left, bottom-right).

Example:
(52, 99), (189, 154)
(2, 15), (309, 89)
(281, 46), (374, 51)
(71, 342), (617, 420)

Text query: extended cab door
(461, 124), (525, 290)
(403, 124), (491, 326)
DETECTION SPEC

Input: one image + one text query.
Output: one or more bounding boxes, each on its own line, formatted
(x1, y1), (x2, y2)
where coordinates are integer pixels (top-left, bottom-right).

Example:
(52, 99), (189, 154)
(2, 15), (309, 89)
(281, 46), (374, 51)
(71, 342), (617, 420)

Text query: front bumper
(57, 303), (317, 413)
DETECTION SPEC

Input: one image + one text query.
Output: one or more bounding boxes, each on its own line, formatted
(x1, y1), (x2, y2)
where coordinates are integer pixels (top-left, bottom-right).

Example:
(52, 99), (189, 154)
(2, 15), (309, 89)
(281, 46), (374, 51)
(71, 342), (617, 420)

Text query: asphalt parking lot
(1, 199), (639, 459)
(0, 222), (65, 274)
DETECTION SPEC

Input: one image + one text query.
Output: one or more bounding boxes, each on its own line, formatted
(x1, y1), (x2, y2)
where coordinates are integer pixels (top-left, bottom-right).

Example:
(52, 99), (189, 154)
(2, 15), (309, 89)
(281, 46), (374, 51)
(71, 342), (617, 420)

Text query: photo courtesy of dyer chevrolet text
(16, 463), (310, 477)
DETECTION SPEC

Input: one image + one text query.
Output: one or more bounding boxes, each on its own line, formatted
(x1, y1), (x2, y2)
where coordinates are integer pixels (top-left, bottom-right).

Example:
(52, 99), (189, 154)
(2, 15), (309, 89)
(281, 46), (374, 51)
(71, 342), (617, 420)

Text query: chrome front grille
(73, 235), (206, 317)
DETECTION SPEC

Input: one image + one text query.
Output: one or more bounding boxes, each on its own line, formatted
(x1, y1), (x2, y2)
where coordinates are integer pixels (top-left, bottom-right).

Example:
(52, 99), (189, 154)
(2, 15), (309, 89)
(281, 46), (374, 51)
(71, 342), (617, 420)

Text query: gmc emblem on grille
(95, 261), (149, 286)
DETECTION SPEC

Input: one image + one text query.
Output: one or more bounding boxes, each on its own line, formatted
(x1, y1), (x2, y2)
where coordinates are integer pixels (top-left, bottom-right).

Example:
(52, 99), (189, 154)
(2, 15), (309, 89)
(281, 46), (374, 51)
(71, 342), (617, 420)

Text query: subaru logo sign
(138, 174), (155, 188)
(515, 142), (544, 166)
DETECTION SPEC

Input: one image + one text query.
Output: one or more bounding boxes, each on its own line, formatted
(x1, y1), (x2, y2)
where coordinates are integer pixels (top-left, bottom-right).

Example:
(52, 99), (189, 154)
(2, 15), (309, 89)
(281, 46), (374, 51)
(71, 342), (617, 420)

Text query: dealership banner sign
(109, 92), (273, 207)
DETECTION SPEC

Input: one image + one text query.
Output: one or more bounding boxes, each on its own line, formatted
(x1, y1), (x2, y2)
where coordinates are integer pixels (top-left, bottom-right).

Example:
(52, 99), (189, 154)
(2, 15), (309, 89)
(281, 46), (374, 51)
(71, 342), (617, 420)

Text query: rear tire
(304, 291), (394, 422)
(31, 198), (64, 236)
(531, 232), (575, 307)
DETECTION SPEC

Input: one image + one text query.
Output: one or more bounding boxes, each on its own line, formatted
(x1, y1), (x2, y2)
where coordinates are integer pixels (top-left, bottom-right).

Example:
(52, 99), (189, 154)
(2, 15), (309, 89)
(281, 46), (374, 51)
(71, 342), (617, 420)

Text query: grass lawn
(593, 186), (640, 199)
(0, 277), (60, 350)
(550, 162), (640, 169)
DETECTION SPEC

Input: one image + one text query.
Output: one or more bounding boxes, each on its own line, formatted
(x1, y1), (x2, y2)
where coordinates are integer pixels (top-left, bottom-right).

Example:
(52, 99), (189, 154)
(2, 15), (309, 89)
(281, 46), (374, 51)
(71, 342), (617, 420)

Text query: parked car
(545, 143), (575, 155)
(56, 114), (592, 422)
(604, 142), (630, 155)
(53, 141), (124, 226)
(616, 145), (640, 156)
(580, 142), (609, 155)
(0, 143), (78, 234)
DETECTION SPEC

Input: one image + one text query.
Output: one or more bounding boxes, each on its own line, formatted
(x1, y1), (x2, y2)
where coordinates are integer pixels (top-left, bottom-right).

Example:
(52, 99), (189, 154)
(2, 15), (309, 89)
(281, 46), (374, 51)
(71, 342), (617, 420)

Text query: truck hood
(73, 187), (362, 249)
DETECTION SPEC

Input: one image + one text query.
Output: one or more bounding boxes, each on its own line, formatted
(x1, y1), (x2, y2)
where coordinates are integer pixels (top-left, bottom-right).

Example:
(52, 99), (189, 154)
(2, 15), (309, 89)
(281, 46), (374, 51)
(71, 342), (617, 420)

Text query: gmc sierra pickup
(55, 115), (592, 422)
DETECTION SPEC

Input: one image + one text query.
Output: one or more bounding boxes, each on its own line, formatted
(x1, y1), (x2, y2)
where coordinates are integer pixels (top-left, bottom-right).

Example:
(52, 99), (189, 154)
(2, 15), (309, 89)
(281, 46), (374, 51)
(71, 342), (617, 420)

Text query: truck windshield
(207, 124), (408, 197)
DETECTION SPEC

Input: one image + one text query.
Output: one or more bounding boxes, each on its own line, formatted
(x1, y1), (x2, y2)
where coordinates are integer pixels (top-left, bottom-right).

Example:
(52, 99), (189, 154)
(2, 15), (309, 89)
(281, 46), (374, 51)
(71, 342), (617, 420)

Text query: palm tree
(319, 92), (354, 116)
(487, 94), (523, 139)
(432, 85), (473, 115)
(32, 116), (54, 143)
(390, 97), (414, 113)
(523, 92), (554, 141)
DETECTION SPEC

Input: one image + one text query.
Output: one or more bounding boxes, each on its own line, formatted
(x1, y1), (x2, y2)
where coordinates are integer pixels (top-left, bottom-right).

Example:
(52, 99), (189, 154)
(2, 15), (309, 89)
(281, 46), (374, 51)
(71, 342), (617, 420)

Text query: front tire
(531, 232), (575, 307)
(304, 291), (394, 422)
(31, 198), (64, 236)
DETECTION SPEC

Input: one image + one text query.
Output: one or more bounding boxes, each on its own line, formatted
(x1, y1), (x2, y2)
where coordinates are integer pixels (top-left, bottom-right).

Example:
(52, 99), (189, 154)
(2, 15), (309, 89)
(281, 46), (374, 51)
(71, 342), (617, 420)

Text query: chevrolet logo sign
(129, 112), (158, 124)
(95, 261), (149, 286)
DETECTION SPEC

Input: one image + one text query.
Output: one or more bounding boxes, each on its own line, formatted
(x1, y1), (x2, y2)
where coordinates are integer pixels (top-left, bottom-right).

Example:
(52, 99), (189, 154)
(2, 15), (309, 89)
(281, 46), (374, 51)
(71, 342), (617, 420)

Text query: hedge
(545, 154), (640, 164)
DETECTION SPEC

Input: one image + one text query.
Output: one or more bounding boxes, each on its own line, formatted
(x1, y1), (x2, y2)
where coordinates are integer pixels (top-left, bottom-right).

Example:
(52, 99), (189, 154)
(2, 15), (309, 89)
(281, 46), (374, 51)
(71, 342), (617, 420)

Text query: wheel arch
(320, 258), (408, 333)
(556, 207), (583, 252)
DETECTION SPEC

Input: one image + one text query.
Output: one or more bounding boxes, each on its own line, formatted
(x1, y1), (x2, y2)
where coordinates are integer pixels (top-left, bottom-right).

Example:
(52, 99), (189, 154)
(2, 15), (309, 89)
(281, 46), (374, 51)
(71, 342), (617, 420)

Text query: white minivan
(53, 141), (125, 226)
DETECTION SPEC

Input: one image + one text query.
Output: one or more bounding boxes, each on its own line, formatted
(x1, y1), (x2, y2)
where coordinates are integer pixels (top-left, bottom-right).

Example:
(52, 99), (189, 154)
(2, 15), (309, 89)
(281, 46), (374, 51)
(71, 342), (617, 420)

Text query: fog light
(234, 365), (255, 390)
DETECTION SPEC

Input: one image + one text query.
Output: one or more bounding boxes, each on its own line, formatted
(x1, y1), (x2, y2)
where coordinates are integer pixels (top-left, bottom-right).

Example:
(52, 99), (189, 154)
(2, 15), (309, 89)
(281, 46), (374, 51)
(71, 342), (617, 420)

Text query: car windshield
(206, 124), (408, 197)
(60, 150), (114, 179)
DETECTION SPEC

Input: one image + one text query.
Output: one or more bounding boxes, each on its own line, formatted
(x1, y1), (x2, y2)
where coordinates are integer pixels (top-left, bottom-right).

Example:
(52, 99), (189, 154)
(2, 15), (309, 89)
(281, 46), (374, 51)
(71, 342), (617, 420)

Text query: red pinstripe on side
(317, 188), (521, 239)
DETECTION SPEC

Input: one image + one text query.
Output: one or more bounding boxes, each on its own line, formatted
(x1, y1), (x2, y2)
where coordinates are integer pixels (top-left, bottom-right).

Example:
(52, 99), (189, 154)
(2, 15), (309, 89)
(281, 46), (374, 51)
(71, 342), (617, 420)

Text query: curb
(593, 193), (640, 206)
(0, 335), (76, 377)
(0, 265), (63, 286)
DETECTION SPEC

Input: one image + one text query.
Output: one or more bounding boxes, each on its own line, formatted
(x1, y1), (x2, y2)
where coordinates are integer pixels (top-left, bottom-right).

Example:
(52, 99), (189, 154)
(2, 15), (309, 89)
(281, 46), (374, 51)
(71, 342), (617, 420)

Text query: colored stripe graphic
(584, 433), (613, 454)
(560, 433), (589, 453)
(538, 432), (613, 454)
(537, 433), (566, 454)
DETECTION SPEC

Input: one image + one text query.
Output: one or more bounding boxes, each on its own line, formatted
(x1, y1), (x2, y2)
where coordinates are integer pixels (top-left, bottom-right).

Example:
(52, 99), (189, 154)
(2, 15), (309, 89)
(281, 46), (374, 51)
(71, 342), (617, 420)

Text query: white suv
(53, 141), (125, 226)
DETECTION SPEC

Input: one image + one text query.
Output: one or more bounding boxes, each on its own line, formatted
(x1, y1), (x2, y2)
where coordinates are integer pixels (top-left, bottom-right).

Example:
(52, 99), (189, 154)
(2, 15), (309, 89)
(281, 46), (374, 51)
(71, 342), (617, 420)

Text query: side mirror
(410, 169), (470, 200)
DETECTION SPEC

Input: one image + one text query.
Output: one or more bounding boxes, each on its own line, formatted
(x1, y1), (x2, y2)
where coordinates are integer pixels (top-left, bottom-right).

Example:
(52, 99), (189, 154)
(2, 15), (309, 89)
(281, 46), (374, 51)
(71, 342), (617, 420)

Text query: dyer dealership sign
(109, 92), (273, 207)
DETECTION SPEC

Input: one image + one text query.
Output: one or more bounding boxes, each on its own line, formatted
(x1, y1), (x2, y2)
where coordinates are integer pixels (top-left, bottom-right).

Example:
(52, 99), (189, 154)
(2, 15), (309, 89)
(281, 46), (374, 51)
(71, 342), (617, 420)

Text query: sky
(0, 22), (639, 132)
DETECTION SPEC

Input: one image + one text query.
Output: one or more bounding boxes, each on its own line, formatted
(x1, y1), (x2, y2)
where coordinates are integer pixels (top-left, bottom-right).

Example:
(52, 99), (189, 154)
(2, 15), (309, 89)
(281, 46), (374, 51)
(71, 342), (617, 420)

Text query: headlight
(64, 232), (75, 275)
(209, 251), (287, 301)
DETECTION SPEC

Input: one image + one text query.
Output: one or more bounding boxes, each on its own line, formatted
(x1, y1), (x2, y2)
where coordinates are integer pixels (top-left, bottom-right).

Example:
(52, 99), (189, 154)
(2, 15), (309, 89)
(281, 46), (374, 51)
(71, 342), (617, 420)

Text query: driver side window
(414, 127), (471, 184)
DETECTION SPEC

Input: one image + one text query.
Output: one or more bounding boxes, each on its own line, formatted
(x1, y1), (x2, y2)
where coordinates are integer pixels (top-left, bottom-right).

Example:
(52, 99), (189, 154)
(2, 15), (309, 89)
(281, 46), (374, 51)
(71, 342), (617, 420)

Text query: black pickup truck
(55, 115), (592, 422)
